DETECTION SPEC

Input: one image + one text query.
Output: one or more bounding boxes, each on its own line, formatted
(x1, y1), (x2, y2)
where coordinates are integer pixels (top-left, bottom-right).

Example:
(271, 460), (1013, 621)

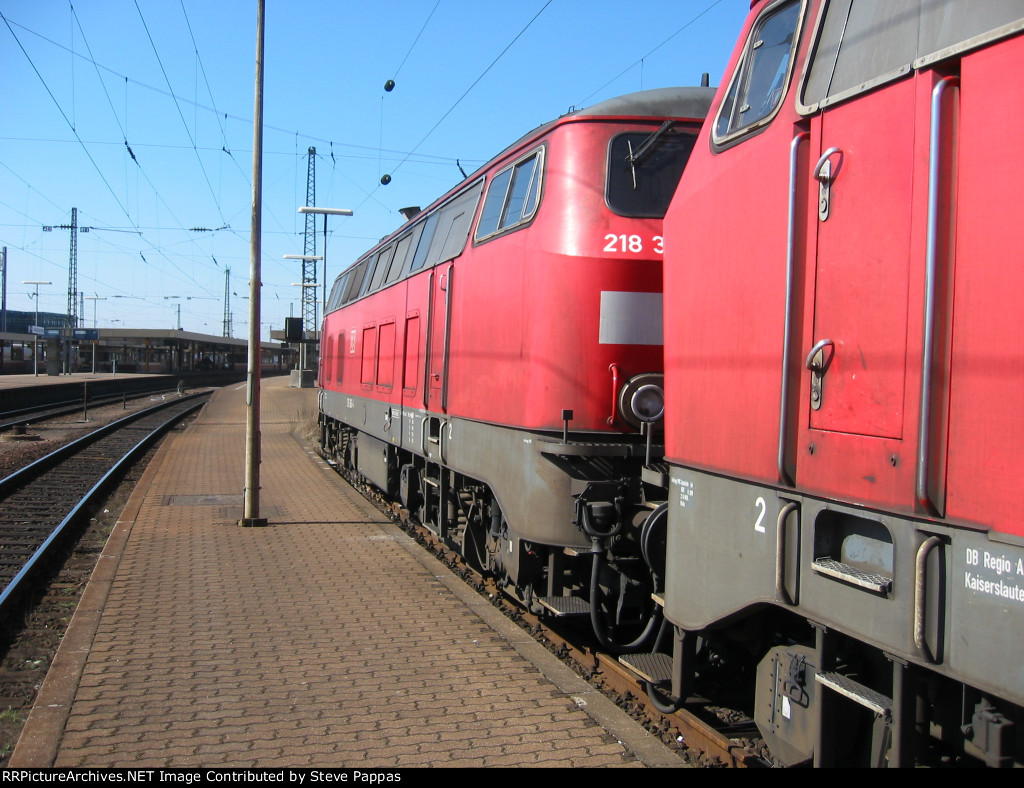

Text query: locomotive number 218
(603, 234), (663, 254)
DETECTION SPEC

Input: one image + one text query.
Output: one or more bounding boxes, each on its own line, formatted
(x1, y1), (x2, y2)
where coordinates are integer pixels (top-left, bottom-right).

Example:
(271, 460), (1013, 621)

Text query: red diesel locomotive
(319, 88), (713, 650)
(645, 0), (1024, 767)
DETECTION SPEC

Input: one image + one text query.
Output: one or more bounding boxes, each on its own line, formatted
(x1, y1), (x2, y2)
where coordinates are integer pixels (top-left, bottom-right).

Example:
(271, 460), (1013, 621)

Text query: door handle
(806, 339), (834, 411)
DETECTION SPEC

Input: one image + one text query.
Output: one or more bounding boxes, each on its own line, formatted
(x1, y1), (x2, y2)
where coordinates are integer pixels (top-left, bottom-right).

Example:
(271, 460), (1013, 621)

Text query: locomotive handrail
(423, 270), (435, 409)
(778, 132), (808, 486)
(607, 363), (620, 426)
(917, 76), (959, 515)
(441, 265), (454, 413)
(775, 501), (798, 605)
(914, 535), (943, 663)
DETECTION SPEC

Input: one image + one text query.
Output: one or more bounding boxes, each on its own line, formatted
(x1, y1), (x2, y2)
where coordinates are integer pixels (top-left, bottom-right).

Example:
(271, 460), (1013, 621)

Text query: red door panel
(797, 78), (920, 507)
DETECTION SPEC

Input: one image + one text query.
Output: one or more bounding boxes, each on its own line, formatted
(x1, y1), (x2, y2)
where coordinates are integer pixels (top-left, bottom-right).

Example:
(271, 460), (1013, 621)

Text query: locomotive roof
(567, 86), (717, 121)
(490, 86), (717, 171)
(347, 86), (716, 266)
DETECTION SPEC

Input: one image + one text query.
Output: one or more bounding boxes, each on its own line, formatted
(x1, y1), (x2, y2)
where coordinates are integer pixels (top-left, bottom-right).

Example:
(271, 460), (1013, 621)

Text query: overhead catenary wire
(1, 2), (733, 332)
(133, 0), (227, 228)
(2, 17), (474, 170)
(384, 0), (552, 183)
(1, 10), (136, 231)
(576, 0), (727, 106)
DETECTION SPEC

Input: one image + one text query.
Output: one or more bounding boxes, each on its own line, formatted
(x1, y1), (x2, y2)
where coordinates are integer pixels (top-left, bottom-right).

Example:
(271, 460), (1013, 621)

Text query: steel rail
(0, 393), (210, 620)
(0, 388), (184, 431)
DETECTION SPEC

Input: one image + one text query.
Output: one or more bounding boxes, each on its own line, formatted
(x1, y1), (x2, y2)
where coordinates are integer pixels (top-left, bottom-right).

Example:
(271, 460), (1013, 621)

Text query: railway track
(0, 391), (211, 622)
(325, 455), (772, 769)
(0, 385), (185, 432)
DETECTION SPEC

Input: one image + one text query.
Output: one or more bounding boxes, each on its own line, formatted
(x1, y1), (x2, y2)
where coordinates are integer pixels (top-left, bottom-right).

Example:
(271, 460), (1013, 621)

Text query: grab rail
(916, 76), (959, 514)
(778, 132), (808, 485)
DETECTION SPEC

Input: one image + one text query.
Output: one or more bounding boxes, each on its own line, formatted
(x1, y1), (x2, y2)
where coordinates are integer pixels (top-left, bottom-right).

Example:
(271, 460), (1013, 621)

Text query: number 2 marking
(754, 497), (767, 533)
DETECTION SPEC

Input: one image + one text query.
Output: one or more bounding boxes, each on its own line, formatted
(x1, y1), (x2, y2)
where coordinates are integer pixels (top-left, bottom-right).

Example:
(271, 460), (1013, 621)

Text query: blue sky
(0, 1), (748, 339)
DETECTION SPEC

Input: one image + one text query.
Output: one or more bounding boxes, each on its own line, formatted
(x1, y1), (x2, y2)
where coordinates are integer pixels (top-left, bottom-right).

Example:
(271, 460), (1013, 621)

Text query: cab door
(796, 76), (920, 509)
(426, 263), (452, 414)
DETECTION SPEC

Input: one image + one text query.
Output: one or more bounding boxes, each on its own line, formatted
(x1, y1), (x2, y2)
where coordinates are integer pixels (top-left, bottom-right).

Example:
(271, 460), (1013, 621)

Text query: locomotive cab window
(607, 129), (698, 218)
(475, 149), (543, 242)
(799, 0), (1024, 112)
(713, 0), (803, 146)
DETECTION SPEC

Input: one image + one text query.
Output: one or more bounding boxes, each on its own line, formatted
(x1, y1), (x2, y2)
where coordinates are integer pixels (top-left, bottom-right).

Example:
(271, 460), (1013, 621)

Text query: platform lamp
(297, 207), (353, 317)
(23, 280), (51, 376)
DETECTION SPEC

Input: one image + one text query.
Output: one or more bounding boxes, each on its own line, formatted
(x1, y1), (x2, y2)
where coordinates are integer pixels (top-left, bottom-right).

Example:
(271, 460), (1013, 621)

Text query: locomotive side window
(342, 259), (369, 304)
(327, 273), (349, 313)
(475, 149), (543, 242)
(477, 169), (513, 239)
(713, 0), (803, 146)
(423, 181), (484, 264)
(367, 244), (397, 293)
(408, 213), (439, 274)
(385, 233), (415, 285)
(800, 0), (1024, 111)
(356, 256), (378, 299)
(607, 130), (697, 218)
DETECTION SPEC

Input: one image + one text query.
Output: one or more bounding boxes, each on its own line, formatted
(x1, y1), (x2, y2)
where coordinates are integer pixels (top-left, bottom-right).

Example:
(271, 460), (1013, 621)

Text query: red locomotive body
(320, 89), (712, 646)
(652, 0), (1024, 767)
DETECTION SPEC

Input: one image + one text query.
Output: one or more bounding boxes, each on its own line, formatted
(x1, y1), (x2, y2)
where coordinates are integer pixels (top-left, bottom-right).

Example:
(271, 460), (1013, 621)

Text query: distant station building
(0, 311), (295, 376)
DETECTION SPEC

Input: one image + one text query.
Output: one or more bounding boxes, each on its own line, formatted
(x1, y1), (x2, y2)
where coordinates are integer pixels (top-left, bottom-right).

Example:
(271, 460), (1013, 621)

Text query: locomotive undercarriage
(631, 464), (1024, 768)
(318, 409), (669, 653)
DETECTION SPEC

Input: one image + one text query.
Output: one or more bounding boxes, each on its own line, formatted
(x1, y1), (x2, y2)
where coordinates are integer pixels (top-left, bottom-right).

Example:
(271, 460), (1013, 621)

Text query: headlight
(617, 372), (665, 428)
(631, 384), (665, 423)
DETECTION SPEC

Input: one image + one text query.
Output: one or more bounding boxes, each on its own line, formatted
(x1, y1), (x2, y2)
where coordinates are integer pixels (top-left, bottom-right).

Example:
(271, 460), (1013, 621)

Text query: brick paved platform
(9, 377), (684, 768)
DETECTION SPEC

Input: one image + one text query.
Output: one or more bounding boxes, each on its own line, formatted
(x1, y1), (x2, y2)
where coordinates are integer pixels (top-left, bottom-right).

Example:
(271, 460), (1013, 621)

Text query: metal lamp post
(23, 280), (51, 376)
(297, 207), (353, 319)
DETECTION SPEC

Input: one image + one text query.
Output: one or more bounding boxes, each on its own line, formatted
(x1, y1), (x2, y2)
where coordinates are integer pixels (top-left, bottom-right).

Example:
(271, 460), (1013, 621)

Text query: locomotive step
(534, 438), (661, 458)
(811, 557), (892, 594)
(815, 672), (892, 716)
(537, 595), (591, 617)
(618, 652), (672, 684)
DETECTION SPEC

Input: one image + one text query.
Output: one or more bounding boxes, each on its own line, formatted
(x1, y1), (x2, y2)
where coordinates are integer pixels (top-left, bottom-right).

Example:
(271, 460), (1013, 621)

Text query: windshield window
(713, 0), (802, 144)
(607, 130), (697, 218)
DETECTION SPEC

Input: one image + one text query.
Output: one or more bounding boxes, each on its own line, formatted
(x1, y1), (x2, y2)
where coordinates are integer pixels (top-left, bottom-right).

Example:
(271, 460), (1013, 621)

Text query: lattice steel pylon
(223, 267), (232, 338)
(65, 207), (79, 329)
(301, 147), (317, 370)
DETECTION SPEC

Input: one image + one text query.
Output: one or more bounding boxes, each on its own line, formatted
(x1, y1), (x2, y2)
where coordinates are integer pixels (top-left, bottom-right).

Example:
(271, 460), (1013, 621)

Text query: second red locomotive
(319, 88), (713, 649)
(640, 0), (1024, 768)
